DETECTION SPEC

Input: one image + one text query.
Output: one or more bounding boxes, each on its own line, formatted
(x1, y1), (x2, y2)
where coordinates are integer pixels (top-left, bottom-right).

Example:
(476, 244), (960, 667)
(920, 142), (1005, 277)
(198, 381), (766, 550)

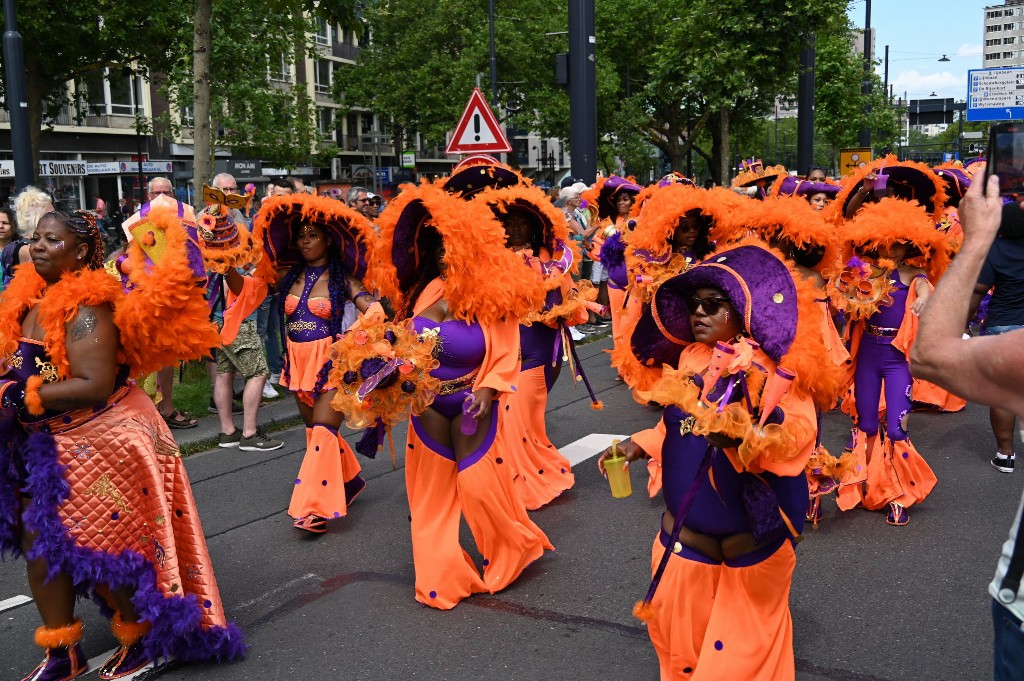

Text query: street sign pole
(3, 0), (35, 191)
(797, 33), (815, 174)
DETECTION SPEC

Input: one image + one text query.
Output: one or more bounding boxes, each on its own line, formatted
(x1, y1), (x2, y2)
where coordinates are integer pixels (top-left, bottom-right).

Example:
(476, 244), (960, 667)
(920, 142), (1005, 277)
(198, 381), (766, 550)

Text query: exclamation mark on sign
(473, 113), (481, 141)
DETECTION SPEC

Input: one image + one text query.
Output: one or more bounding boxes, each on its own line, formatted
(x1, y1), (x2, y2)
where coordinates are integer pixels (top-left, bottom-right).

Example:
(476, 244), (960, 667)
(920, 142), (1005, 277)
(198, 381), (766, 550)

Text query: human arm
(912, 170), (1024, 415)
(34, 305), (119, 411)
(968, 283), (989, 321)
(223, 267), (245, 295)
(910, 271), (931, 316)
(844, 173), (877, 219)
(347, 277), (378, 314)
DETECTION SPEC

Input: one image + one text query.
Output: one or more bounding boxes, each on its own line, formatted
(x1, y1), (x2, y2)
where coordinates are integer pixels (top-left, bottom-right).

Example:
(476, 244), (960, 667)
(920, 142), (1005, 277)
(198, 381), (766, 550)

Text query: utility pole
(568, 0), (596, 183)
(797, 33), (815, 174)
(858, 0), (872, 148)
(488, 0), (498, 104)
(3, 0), (34, 190)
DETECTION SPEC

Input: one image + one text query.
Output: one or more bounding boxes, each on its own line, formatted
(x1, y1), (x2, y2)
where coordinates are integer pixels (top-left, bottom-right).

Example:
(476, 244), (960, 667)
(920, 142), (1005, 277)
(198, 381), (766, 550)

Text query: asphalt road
(1, 336), (1019, 681)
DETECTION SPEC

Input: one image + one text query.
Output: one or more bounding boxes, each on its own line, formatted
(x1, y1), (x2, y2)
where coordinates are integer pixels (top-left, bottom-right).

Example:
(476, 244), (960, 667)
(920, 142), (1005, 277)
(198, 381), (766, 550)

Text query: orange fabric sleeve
(632, 419), (667, 465)
(892, 277), (931, 359)
(220, 274), (267, 346)
(474, 317), (521, 395)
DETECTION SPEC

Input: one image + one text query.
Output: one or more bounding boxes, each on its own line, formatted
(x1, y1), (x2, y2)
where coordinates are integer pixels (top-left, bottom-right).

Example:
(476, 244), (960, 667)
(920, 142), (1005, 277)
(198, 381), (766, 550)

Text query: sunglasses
(686, 295), (730, 315)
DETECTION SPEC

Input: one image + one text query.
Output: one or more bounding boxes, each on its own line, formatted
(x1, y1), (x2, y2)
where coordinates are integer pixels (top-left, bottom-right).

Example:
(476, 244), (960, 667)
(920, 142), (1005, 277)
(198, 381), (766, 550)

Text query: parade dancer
(374, 182), (552, 609)
(599, 240), (827, 680)
(256, 194), (383, 534)
(0, 209), (242, 680)
(832, 198), (952, 525)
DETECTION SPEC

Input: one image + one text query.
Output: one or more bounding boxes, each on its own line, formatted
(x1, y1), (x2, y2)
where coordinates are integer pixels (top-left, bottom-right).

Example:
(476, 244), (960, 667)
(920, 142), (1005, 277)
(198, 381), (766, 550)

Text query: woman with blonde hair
(2, 187), (55, 287)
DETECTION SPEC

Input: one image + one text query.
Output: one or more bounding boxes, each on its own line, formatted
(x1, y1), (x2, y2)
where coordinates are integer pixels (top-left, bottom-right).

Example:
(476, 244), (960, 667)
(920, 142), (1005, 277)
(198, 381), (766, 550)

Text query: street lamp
(122, 65), (146, 207)
(938, 54), (950, 62)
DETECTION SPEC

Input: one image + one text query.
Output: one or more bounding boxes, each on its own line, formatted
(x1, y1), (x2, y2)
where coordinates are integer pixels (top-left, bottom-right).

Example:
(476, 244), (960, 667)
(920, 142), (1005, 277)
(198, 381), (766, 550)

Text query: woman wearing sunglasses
(597, 239), (826, 680)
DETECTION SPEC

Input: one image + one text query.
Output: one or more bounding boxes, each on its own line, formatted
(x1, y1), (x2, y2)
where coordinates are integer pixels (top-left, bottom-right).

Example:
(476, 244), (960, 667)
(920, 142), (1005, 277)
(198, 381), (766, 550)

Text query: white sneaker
(262, 382), (278, 400)
(269, 372), (281, 385)
(569, 327), (585, 342)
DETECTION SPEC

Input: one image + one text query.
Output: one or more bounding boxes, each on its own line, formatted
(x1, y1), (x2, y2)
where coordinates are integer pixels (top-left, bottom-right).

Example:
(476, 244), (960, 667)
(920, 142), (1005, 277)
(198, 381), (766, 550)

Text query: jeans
(256, 292), (284, 375)
(988, 325), (1024, 336)
(994, 599), (1024, 681)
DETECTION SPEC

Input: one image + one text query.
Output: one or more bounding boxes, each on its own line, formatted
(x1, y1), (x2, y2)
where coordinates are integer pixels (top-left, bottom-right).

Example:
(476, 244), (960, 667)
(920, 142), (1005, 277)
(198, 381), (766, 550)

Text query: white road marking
(560, 433), (629, 467)
(0, 594), (32, 612)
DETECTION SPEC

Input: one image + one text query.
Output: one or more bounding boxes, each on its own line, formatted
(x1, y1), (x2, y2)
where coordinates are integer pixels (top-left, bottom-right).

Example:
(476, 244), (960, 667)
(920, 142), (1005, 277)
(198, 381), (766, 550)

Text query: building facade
(984, 0), (1024, 68)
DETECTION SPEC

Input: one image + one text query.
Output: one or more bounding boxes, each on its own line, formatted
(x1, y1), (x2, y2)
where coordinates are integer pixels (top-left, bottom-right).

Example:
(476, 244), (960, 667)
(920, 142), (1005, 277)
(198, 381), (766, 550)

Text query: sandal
(163, 410), (198, 429)
(885, 502), (909, 526)
(293, 514), (328, 534)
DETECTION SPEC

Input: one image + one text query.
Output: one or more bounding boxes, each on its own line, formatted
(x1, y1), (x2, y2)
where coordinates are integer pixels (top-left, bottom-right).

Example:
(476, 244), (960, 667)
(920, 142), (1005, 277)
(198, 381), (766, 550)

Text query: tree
(814, 19), (899, 171)
(0, 0), (188, 182)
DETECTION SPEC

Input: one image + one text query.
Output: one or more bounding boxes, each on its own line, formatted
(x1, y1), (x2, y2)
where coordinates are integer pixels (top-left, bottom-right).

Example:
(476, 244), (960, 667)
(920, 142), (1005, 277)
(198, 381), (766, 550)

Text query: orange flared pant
(646, 537), (797, 681)
(405, 409), (553, 610)
(837, 430), (937, 511)
(498, 365), (574, 510)
(288, 425), (363, 520)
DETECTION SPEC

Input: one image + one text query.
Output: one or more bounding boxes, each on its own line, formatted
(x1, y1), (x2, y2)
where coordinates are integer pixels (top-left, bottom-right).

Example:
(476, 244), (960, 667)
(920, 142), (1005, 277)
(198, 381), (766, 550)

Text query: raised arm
(912, 170), (1024, 415)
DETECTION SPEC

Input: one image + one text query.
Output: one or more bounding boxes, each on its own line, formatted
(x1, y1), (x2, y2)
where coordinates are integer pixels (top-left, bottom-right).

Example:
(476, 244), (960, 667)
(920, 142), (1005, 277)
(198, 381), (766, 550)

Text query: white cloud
(957, 43), (982, 57)
(890, 69), (967, 98)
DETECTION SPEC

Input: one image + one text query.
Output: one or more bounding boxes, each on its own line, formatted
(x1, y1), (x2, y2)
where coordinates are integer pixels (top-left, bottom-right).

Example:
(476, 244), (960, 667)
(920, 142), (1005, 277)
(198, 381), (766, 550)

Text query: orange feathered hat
(254, 192), (374, 284)
(628, 183), (711, 261)
(372, 181), (545, 323)
(829, 154), (948, 224)
(473, 183), (573, 257)
(714, 195), (840, 274)
(838, 197), (952, 282)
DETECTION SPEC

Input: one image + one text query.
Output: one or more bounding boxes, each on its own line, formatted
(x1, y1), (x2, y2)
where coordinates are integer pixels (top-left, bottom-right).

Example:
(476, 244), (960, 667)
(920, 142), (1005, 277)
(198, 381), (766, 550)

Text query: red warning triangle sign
(445, 88), (512, 155)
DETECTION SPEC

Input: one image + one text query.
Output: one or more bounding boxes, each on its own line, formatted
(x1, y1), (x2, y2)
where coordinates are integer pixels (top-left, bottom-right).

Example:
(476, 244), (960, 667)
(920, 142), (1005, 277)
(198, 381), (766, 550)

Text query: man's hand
(959, 169), (1003, 247)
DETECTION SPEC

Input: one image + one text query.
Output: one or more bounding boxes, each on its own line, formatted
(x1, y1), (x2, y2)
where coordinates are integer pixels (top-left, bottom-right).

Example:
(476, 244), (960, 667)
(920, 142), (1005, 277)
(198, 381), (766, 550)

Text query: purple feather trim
(599, 231), (626, 269)
(313, 358), (333, 396)
(18, 430), (246, 663)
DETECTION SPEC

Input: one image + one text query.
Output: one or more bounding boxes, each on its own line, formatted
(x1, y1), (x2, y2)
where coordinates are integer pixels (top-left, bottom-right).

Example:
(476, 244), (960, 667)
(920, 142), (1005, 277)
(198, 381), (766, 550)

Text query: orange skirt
(405, 408), (553, 610)
(498, 365), (574, 510)
(13, 386), (243, 661)
(281, 336), (333, 401)
(646, 536), (796, 681)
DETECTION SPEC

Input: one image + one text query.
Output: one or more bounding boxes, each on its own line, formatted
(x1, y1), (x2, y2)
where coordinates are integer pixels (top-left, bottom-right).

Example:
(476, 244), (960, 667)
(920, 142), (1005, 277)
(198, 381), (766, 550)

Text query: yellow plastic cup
(605, 439), (632, 498)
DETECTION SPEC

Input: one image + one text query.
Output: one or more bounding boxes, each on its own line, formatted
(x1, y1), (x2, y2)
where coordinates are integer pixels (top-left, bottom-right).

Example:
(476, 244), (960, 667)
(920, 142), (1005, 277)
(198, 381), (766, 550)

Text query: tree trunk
(717, 106), (730, 186)
(192, 0), (213, 206)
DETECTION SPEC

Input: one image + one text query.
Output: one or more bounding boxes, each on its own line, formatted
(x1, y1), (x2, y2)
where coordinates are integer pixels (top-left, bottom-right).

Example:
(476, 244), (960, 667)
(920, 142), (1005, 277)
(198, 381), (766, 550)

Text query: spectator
(365, 192), (382, 220)
(970, 202), (1024, 473)
(286, 176), (307, 193)
(271, 178), (296, 197)
(0, 206), (16, 287)
(2, 186), (55, 288)
(912, 170), (1024, 681)
(346, 185), (371, 218)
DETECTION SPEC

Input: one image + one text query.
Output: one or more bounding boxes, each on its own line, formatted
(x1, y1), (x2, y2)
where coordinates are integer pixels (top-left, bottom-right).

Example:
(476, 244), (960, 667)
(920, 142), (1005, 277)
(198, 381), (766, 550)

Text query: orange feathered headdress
(714, 195), (840, 275)
(473, 183), (572, 255)
(829, 154), (948, 224)
(372, 181), (545, 323)
(838, 197), (952, 282)
(628, 184), (709, 259)
(254, 192), (374, 284)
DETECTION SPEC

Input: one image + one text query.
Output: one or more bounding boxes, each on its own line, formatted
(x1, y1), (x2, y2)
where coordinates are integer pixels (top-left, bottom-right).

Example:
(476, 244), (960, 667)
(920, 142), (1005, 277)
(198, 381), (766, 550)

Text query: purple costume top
(661, 405), (808, 566)
(864, 272), (923, 344)
(284, 265), (357, 343)
(412, 317), (486, 420)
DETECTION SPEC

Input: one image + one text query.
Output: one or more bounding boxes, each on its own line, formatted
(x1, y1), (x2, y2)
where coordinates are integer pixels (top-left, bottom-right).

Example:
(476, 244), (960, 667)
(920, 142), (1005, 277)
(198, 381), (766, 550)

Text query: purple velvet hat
(631, 243), (798, 369)
(775, 175), (841, 199)
(258, 194), (370, 280)
(442, 155), (523, 198)
(934, 166), (971, 207)
(597, 175), (643, 220)
(658, 171), (696, 188)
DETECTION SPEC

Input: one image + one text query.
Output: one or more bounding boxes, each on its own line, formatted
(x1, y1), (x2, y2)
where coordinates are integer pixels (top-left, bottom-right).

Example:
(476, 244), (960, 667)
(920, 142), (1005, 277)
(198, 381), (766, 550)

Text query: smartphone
(986, 122), (1024, 195)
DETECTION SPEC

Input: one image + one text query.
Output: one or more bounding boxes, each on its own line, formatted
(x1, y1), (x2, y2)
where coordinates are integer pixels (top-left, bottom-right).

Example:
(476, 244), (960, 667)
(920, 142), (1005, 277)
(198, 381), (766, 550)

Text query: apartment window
(84, 68), (144, 116)
(989, 38), (1001, 46)
(345, 112), (358, 150)
(1006, 23), (1017, 31)
(361, 112), (373, 136)
(314, 60), (332, 93)
(269, 56), (292, 82)
(314, 19), (330, 45)
(989, 25), (1002, 32)
(317, 108), (334, 140)
(988, 51), (1002, 60)
(1005, 51), (1017, 59)
(1006, 36), (1018, 44)
(989, 10), (1003, 19)
(180, 106), (194, 128)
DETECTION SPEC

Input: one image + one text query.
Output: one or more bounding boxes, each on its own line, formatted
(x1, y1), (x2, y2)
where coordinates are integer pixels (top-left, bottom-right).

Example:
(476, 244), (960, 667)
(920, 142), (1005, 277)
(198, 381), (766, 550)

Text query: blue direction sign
(375, 167), (391, 183)
(968, 67), (1024, 121)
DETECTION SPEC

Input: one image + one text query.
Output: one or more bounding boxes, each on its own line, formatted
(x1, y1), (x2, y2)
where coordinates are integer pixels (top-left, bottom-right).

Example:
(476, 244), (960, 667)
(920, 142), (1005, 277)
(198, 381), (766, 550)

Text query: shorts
(590, 259), (609, 284)
(987, 325), (1024, 337)
(216, 320), (269, 379)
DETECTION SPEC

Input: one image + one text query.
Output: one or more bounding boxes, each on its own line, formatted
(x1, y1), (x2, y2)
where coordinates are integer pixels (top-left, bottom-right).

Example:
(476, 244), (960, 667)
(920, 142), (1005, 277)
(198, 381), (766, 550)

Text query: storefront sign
(39, 160), (87, 176)
(86, 162), (121, 175)
(118, 161), (173, 174)
(0, 160), (14, 177)
(226, 159), (262, 177)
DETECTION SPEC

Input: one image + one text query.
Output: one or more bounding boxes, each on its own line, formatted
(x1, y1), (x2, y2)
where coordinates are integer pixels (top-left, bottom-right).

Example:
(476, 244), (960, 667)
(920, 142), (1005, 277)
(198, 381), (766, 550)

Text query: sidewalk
(172, 394), (303, 455)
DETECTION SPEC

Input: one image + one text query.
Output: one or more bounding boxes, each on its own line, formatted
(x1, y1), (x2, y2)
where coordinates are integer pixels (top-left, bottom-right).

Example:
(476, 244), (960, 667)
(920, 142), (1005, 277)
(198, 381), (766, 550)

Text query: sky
(846, 0), (986, 101)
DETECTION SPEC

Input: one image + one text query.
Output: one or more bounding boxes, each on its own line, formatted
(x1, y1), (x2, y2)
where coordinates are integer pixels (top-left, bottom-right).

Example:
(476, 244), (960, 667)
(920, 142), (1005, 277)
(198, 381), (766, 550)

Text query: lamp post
(3, 0), (34, 190)
(123, 66), (146, 207)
